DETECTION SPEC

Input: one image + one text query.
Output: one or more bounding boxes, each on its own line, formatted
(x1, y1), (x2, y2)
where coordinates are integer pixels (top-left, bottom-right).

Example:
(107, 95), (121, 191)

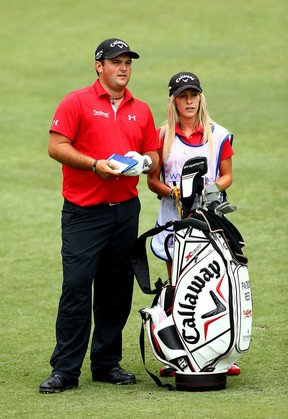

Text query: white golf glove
(123, 151), (152, 176)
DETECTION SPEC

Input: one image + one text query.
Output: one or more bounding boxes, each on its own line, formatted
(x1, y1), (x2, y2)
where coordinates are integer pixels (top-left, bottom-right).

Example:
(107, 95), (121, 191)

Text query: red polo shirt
(49, 80), (158, 206)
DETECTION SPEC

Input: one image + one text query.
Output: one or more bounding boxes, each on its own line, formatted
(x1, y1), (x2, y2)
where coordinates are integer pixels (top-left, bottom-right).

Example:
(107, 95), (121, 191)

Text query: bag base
(175, 371), (227, 392)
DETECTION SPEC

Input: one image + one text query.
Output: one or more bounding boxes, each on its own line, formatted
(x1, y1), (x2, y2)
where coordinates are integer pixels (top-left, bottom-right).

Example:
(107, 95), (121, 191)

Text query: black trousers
(50, 197), (140, 380)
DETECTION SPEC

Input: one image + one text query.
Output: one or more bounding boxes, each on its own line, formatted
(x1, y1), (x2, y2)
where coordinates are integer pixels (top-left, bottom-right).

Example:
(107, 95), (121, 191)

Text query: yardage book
(108, 154), (138, 173)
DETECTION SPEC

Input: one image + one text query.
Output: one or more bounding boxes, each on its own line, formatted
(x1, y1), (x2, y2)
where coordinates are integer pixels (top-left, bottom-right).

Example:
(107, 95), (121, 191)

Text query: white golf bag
(131, 157), (252, 391)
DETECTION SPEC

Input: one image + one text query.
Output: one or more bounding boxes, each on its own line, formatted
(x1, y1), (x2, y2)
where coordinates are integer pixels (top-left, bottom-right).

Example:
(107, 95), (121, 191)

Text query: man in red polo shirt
(40, 38), (159, 393)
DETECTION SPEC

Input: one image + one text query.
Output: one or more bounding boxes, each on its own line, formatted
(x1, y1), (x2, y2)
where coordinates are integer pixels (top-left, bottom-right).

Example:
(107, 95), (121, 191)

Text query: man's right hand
(93, 160), (120, 179)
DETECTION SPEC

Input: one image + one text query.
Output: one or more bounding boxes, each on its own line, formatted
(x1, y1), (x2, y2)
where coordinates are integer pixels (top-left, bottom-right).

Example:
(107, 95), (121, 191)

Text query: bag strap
(130, 221), (174, 294)
(164, 233), (174, 264)
(139, 311), (174, 391)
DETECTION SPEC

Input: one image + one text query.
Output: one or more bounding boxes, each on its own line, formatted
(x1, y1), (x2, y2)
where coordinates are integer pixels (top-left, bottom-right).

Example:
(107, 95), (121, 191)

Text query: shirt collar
(93, 79), (133, 101)
(175, 122), (204, 136)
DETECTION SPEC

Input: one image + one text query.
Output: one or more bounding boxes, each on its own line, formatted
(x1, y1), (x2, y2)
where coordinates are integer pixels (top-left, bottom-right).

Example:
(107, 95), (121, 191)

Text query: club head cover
(180, 157), (208, 218)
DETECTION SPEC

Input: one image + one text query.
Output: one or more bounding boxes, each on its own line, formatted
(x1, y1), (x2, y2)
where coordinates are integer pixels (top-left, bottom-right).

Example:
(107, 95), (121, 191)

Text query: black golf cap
(168, 72), (202, 97)
(95, 38), (140, 60)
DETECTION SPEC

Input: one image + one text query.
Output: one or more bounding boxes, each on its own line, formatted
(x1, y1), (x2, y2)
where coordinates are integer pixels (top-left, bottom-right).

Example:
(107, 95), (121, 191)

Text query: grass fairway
(1, 0), (287, 418)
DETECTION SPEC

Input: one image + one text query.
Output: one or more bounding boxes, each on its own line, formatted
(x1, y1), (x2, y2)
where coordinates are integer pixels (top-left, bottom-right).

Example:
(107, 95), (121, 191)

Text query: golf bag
(131, 157), (252, 391)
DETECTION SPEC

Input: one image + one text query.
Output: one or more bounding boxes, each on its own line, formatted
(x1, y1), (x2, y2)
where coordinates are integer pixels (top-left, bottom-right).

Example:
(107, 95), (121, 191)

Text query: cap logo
(176, 74), (195, 84)
(110, 40), (129, 49)
(95, 49), (103, 60)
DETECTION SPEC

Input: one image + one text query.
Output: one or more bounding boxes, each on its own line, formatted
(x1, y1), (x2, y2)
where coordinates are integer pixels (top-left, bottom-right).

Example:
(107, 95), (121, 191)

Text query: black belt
(64, 197), (136, 208)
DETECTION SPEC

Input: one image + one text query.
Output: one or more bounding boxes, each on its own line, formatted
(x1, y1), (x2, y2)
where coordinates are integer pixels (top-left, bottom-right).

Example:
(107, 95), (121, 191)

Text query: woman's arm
(147, 164), (173, 199)
(217, 156), (233, 191)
